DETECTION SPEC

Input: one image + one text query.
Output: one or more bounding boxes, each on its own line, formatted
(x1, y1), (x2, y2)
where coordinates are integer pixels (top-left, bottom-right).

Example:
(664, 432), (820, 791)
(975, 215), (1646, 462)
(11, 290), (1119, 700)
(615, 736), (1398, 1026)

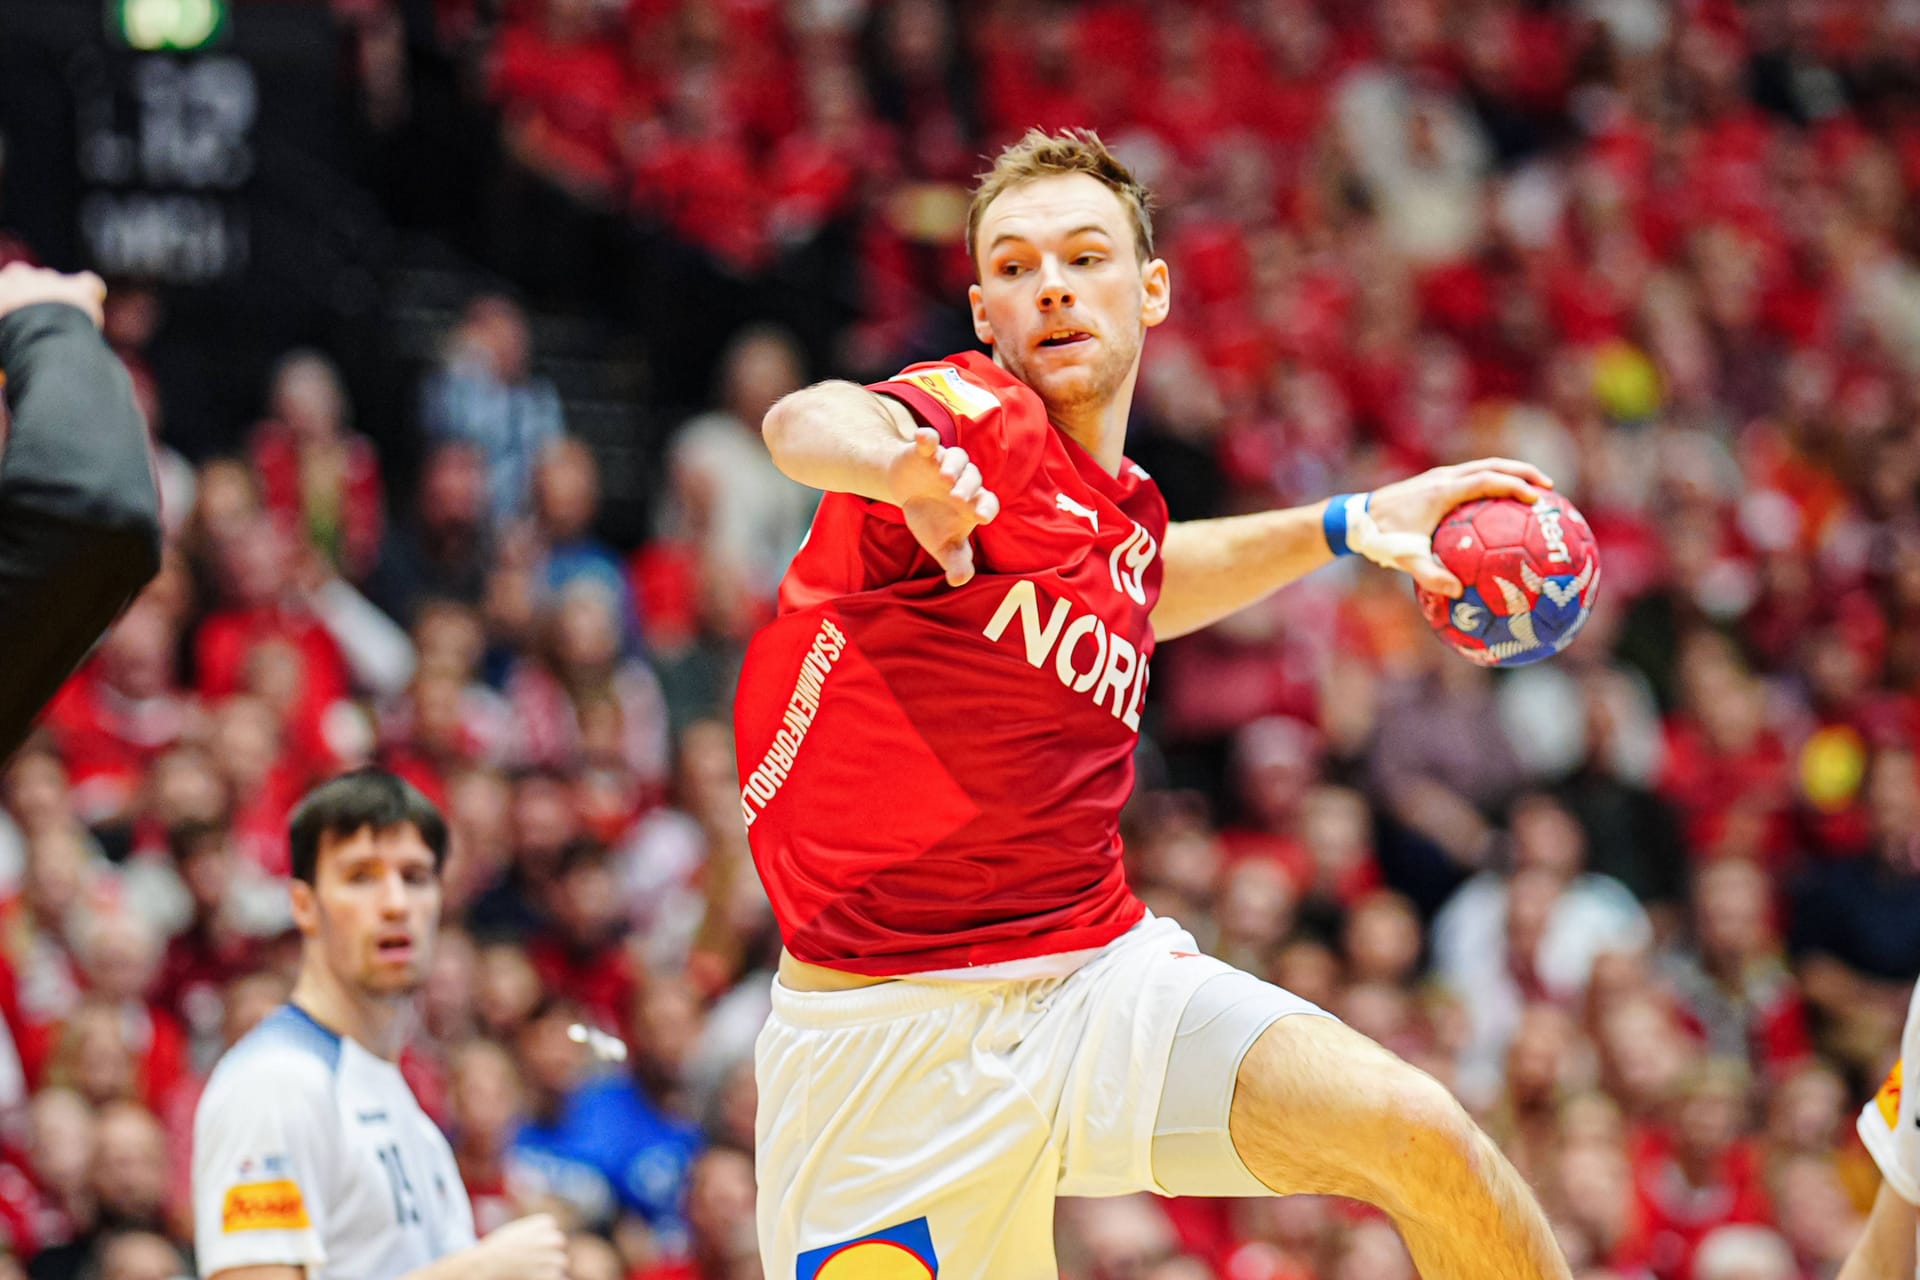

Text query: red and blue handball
(1415, 493), (1601, 667)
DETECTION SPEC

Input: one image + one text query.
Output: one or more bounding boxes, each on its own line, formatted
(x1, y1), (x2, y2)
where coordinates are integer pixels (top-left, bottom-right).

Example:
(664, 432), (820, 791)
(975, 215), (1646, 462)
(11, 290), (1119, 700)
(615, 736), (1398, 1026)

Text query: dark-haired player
(0, 263), (162, 763)
(191, 768), (567, 1280)
(737, 128), (1571, 1277)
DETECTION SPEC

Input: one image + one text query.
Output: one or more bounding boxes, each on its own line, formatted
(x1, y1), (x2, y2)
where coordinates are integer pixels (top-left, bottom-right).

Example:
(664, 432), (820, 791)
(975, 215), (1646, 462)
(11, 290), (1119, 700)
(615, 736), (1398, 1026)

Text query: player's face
(970, 173), (1170, 416)
(294, 825), (442, 999)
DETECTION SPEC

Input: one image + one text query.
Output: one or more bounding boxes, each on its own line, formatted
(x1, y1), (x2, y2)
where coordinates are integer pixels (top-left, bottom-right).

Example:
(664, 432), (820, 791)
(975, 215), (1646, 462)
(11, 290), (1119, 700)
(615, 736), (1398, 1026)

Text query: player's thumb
(1408, 554), (1463, 598)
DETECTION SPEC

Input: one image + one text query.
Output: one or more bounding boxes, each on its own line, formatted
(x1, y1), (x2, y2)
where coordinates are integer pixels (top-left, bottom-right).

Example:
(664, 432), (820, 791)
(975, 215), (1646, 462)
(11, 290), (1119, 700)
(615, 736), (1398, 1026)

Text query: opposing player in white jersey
(191, 769), (567, 1280)
(1843, 981), (1920, 1278)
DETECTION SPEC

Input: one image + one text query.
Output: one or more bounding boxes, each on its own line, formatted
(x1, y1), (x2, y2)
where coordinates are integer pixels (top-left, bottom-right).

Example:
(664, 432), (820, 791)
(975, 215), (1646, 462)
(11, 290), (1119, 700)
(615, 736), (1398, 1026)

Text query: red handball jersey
(733, 352), (1163, 975)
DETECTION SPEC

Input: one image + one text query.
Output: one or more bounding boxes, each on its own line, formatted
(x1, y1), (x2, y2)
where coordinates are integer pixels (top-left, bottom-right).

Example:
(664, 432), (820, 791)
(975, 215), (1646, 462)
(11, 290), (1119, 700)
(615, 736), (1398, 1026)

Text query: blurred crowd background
(3, 0), (1920, 1277)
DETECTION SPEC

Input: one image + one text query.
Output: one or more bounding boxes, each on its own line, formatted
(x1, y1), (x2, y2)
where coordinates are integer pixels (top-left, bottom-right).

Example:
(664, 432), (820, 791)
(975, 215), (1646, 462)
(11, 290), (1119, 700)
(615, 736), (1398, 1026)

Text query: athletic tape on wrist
(1323, 492), (1369, 557)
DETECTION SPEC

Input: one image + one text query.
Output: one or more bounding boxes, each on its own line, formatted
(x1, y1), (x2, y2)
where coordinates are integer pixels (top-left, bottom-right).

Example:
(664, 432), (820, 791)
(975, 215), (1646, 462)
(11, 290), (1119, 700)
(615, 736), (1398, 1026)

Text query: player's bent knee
(1229, 1007), (1394, 1112)
(1226, 1014), (1468, 1207)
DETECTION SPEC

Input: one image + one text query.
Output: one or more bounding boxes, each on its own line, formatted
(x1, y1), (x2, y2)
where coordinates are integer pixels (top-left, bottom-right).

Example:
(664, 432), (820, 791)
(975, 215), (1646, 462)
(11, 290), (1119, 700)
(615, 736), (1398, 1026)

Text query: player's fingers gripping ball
(1416, 493), (1601, 667)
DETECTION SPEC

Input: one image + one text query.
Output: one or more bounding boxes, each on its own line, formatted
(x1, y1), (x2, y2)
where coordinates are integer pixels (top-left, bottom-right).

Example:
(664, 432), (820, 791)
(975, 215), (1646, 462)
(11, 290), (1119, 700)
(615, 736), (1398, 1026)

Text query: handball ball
(1415, 493), (1600, 668)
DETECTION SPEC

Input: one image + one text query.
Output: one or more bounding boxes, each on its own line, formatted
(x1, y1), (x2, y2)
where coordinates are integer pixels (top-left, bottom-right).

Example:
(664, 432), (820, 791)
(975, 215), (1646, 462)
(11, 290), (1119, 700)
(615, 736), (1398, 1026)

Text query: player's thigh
(1043, 917), (1331, 1199)
(1148, 966), (1336, 1197)
(755, 988), (1061, 1279)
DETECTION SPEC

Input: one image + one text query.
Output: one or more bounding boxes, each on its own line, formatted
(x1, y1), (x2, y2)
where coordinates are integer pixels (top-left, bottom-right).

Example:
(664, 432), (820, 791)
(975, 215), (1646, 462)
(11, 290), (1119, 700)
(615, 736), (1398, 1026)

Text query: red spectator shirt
(42, 665), (191, 823)
(249, 422), (386, 582)
(733, 352), (1159, 975)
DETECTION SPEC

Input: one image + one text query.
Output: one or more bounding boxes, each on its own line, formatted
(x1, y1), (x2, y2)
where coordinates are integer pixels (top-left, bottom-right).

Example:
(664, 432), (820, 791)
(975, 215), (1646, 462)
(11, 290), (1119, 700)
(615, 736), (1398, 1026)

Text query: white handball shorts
(754, 914), (1332, 1278)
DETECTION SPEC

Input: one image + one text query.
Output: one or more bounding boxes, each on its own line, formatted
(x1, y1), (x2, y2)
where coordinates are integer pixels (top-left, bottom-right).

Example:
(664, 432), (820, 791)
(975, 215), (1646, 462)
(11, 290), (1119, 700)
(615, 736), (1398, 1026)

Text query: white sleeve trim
(201, 1230), (328, 1273)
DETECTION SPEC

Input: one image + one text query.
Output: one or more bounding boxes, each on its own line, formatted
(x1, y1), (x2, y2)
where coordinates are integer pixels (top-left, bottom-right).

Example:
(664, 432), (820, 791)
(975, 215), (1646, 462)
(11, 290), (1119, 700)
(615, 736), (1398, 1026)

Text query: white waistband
(768, 914), (1168, 1029)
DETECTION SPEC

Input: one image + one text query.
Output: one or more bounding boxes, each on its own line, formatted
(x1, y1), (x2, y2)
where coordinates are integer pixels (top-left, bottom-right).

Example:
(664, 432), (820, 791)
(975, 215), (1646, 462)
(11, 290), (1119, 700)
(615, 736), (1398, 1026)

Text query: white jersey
(192, 1004), (476, 1279)
(1859, 981), (1920, 1270)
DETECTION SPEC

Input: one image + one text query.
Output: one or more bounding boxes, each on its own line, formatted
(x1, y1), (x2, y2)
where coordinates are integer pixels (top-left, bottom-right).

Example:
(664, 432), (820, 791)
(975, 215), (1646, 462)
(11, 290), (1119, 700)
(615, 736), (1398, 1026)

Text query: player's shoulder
(1858, 1051), (1920, 1202)
(1857, 978), (1920, 1149)
(872, 354), (1016, 425)
(203, 1005), (344, 1104)
(1115, 456), (1168, 521)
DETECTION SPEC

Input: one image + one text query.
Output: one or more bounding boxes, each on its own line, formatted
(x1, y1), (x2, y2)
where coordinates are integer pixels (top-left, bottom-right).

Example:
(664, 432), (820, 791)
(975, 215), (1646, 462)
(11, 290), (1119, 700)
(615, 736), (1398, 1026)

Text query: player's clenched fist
(1357, 456), (1552, 595)
(464, 1212), (568, 1280)
(0, 264), (106, 328)
(887, 426), (1001, 587)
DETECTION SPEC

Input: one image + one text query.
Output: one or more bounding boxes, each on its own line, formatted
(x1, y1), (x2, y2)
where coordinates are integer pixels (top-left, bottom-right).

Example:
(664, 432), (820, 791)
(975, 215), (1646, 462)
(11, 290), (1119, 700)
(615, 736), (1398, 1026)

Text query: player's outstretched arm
(1228, 1014), (1572, 1280)
(1839, 1182), (1917, 1280)
(1153, 503), (1338, 640)
(763, 381), (1000, 585)
(762, 380), (923, 501)
(0, 264), (161, 763)
(1152, 458), (1549, 640)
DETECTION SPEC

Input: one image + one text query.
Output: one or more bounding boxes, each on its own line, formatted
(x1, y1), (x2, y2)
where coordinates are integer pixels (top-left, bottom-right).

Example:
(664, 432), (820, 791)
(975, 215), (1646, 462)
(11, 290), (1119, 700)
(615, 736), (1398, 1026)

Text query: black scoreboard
(1, 0), (352, 280)
(74, 47), (260, 283)
(0, 0), (387, 451)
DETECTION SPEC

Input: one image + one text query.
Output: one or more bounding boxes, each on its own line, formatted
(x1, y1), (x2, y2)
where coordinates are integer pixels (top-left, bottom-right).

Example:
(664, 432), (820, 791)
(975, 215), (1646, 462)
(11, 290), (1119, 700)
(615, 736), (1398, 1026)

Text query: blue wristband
(1323, 492), (1369, 557)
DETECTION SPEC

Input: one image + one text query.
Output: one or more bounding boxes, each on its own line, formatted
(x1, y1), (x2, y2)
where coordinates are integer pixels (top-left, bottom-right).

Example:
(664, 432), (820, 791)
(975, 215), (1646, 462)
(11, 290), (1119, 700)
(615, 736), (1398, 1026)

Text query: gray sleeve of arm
(0, 301), (163, 762)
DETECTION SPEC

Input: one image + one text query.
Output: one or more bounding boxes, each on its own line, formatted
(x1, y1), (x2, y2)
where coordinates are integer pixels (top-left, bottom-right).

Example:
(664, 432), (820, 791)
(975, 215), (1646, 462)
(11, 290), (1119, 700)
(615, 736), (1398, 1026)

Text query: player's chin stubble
(361, 950), (427, 994)
(1004, 333), (1137, 416)
(362, 969), (424, 997)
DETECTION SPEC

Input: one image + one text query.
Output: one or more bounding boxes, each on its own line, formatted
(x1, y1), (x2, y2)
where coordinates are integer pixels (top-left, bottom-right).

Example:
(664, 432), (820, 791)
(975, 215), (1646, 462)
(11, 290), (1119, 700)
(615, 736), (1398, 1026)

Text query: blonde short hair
(966, 128), (1156, 269)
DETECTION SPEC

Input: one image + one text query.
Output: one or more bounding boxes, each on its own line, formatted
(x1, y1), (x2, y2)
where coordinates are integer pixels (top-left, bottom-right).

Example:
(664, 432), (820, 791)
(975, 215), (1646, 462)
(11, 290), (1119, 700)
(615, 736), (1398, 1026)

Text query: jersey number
(376, 1143), (422, 1227)
(1110, 522), (1157, 606)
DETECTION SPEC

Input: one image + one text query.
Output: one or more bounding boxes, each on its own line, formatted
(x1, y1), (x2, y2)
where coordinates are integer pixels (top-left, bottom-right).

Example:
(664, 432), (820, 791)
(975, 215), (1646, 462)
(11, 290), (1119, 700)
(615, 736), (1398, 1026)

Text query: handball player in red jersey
(734, 129), (1573, 1279)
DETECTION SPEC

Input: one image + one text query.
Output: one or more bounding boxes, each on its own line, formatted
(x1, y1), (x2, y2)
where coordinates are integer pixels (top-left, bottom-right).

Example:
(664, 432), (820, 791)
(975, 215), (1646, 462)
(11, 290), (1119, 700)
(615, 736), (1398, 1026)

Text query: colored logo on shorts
(797, 1217), (937, 1279)
(1876, 1058), (1904, 1130)
(222, 1179), (310, 1233)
